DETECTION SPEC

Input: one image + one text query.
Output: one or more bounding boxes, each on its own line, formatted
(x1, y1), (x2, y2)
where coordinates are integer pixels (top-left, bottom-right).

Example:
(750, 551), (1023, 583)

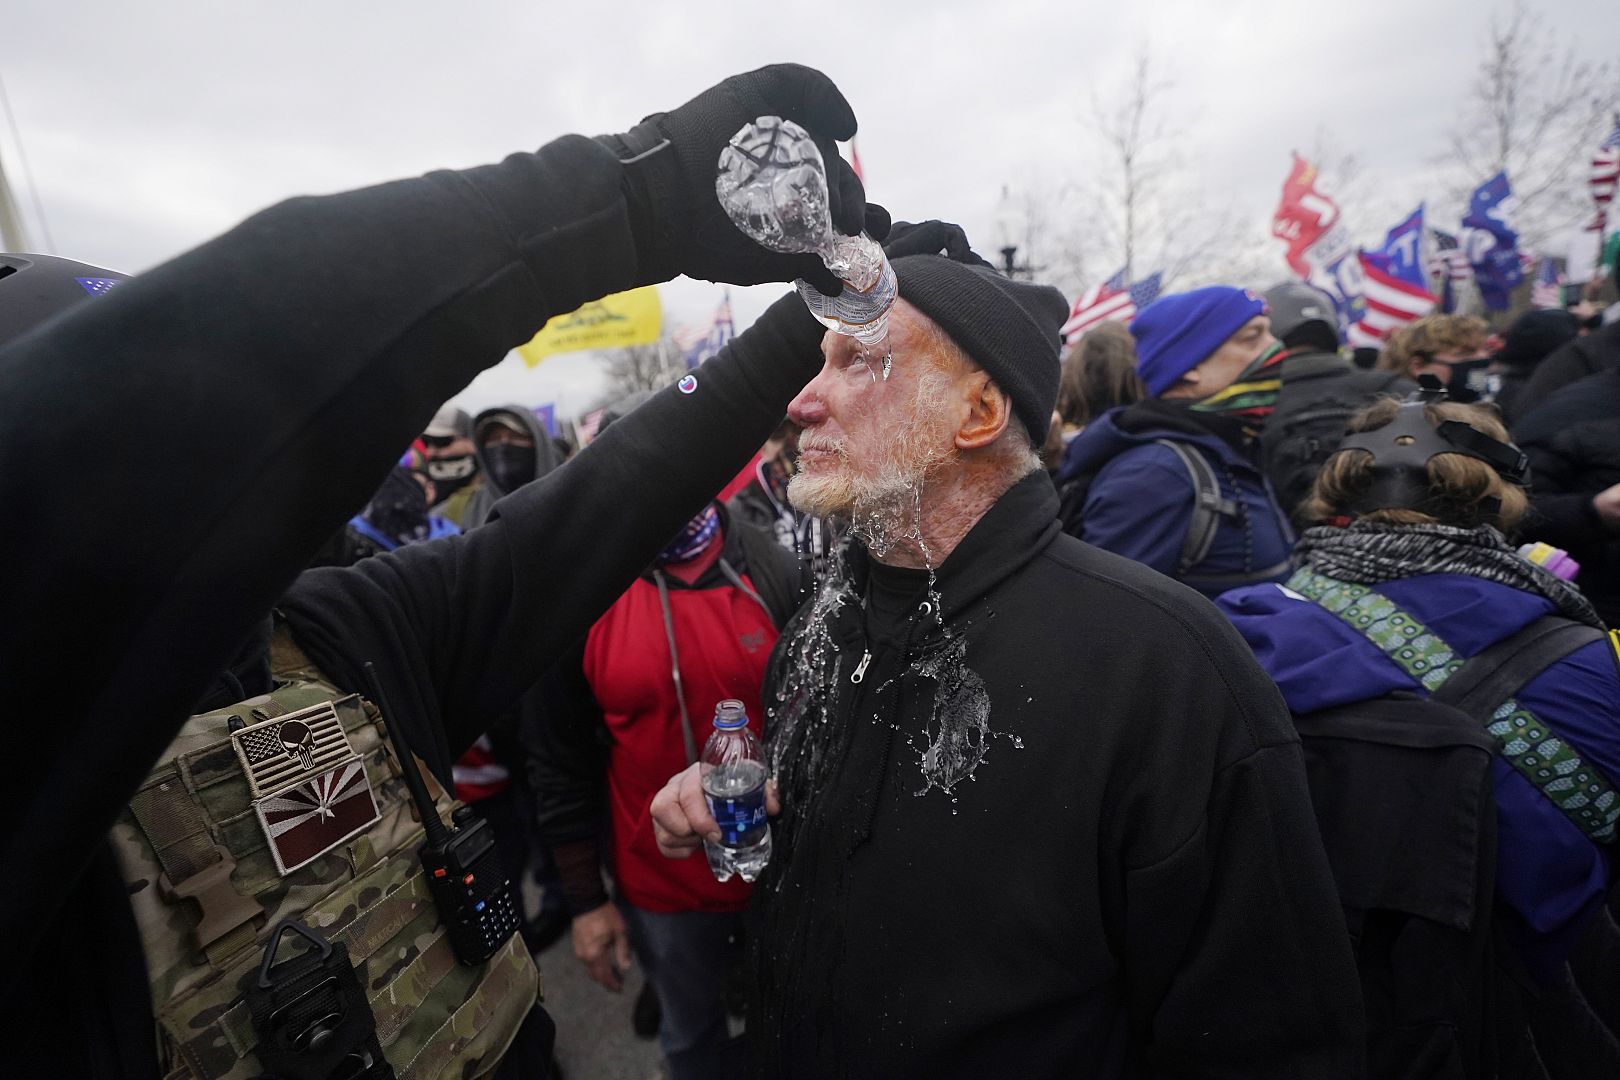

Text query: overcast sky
(4, 0), (1615, 416)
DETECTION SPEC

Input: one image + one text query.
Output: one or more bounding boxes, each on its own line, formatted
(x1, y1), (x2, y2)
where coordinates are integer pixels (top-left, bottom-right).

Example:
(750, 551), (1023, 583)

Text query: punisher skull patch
(232, 702), (380, 875)
(231, 701), (356, 798)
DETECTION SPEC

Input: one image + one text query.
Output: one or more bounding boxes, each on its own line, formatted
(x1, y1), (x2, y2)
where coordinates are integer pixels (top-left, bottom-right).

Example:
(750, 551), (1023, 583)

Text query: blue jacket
(1059, 402), (1294, 597)
(1218, 573), (1620, 975)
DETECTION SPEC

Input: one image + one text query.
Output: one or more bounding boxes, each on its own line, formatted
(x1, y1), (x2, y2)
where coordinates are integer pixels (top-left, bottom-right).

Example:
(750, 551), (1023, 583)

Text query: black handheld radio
(363, 663), (522, 966)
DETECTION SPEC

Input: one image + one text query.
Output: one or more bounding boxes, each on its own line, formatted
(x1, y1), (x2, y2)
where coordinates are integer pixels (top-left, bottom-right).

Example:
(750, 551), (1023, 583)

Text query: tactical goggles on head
(1330, 377), (1530, 522)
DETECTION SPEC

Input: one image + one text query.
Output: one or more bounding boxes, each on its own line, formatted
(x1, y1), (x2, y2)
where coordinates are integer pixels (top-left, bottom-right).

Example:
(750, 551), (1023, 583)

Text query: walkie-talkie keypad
(422, 816), (522, 965)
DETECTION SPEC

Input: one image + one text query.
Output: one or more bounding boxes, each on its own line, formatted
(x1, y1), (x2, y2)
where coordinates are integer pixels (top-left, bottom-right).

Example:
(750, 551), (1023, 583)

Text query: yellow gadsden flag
(516, 286), (662, 367)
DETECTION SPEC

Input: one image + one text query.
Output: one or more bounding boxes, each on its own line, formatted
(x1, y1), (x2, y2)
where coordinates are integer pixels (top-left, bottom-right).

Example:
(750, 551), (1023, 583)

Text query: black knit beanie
(890, 254), (1067, 445)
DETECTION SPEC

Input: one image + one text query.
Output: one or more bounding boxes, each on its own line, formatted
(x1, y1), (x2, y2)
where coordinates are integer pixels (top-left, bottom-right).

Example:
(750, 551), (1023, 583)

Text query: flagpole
(0, 68), (37, 252)
(0, 145), (29, 251)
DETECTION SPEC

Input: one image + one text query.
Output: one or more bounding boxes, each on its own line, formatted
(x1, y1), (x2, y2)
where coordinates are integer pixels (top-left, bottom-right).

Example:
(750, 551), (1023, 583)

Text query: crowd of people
(4, 62), (1620, 1080)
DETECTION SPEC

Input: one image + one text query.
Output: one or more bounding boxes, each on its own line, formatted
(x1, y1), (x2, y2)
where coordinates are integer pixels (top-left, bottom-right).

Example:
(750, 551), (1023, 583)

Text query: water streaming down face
(773, 321), (1024, 825)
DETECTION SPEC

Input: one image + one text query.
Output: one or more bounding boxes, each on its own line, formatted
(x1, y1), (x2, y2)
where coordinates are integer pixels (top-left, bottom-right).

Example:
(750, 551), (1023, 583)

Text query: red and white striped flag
(1348, 250), (1438, 349)
(1590, 119), (1620, 232)
(1061, 270), (1162, 343)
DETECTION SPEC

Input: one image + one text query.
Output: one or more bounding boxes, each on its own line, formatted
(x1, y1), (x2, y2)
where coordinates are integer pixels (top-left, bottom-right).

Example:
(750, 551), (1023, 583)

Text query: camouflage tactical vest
(110, 625), (540, 1079)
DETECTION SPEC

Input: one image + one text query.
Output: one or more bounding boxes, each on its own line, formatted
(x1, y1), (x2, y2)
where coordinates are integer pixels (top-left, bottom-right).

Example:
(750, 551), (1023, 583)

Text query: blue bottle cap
(713, 699), (749, 730)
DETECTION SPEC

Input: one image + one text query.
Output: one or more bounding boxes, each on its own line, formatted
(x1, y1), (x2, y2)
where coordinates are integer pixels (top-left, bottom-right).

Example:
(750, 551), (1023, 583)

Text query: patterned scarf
(1295, 521), (1604, 628)
(1191, 341), (1287, 432)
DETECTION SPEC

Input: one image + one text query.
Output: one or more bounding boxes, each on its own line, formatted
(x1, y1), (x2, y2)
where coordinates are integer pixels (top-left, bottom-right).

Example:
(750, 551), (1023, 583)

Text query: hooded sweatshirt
(1058, 400), (1294, 596)
(463, 404), (566, 528)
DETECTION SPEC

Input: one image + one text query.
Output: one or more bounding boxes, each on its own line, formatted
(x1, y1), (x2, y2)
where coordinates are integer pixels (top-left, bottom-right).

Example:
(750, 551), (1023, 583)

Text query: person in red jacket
(531, 497), (805, 1080)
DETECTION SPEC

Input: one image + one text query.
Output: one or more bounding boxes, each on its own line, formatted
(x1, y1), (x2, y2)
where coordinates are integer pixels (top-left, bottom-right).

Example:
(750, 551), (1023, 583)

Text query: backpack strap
(1431, 615), (1605, 717)
(1288, 567), (1620, 842)
(1153, 438), (1238, 575)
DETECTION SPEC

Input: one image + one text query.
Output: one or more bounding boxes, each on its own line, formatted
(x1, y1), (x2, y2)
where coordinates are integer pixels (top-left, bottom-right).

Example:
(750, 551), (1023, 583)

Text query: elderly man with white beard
(650, 222), (1363, 1080)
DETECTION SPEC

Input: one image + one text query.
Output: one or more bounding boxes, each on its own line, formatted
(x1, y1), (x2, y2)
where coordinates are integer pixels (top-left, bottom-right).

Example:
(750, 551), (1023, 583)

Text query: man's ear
(956, 374), (1011, 451)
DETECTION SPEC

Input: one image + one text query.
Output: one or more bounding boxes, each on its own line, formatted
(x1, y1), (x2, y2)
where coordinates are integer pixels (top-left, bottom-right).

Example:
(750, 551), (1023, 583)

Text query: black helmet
(0, 252), (126, 345)
(1263, 280), (1340, 351)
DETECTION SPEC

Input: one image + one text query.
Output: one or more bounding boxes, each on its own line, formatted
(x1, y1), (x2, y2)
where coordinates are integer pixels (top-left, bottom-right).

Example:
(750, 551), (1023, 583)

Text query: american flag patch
(231, 701), (357, 797)
(253, 758), (382, 875)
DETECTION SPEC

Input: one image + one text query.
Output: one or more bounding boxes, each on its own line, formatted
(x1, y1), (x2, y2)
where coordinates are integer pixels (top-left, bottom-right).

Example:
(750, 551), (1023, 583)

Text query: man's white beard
(788, 418), (954, 527)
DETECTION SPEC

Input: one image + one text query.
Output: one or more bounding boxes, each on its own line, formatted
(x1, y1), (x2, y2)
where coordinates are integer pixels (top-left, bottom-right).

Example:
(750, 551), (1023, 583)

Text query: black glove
(882, 220), (995, 269)
(597, 64), (890, 293)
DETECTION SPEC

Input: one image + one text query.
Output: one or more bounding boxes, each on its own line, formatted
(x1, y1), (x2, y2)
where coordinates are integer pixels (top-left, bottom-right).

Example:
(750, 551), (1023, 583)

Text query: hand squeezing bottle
(700, 699), (772, 883)
(716, 116), (896, 345)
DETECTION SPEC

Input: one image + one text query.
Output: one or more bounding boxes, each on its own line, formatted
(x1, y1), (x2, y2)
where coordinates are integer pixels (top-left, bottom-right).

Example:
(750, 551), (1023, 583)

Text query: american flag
(1428, 230), (1472, 282)
(1590, 119), (1620, 231)
(672, 292), (736, 370)
(1061, 270), (1162, 343)
(1531, 257), (1564, 309)
(1348, 250), (1438, 349)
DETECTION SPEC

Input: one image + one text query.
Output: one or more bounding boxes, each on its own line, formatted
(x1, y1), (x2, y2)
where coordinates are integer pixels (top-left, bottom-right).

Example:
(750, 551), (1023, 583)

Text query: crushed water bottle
(716, 116), (896, 345)
(701, 699), (772, 883)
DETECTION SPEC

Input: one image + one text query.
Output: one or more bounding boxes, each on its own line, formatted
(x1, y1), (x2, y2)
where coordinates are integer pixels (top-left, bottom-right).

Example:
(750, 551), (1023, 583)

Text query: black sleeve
(1516, 338), (1599, 420)
(0, 131), (727, 981)
(278, 294), (826, 782)
(524, 646), (615, 915)
(1516, 404), (1607, 550)
(526, 644), (609, 849)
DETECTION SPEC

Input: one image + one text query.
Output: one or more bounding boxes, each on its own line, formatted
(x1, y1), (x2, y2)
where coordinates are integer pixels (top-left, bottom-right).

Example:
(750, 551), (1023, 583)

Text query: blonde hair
(1378, 314), (1489, 376)
(1304, 398), (1527, 529)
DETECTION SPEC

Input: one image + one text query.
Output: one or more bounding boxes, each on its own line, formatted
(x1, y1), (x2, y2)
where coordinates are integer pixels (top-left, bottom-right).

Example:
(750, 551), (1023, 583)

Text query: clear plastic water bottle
(715, 116), (896, 345)
(700, 699), (772, 883)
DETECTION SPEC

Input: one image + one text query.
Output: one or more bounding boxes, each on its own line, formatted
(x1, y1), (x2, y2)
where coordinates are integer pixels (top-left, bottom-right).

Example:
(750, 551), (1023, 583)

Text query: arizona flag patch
(253, 758), (382, 875)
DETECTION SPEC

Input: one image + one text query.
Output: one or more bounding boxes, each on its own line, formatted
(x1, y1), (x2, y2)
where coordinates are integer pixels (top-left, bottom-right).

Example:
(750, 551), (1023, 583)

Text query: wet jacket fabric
(1217, 573), (1620, 977)
(1058, 400), (1295, 597)
(531, 512), (800, 915)
(1513, 367), (1620, 628)
(0, 127), (827, 1078)
(754, 471), (1364, 1080)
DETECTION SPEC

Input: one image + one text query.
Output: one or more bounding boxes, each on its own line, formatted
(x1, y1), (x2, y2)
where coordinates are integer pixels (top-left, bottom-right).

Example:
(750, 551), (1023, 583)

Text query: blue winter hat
(1131, 286), (1268, 397)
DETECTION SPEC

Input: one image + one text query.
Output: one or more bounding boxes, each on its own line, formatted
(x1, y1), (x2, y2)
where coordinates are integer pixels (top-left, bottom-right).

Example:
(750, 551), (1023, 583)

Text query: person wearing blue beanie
(1132, 286), (1270, 398)
(1055, 284), (1296, 598)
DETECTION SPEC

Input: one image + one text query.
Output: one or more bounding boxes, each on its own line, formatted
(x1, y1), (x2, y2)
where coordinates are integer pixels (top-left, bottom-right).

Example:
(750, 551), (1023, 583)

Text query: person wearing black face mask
(465, 405), (566, 527)
(1379, 313), (1497, 403)
(419, 403), (484, 525)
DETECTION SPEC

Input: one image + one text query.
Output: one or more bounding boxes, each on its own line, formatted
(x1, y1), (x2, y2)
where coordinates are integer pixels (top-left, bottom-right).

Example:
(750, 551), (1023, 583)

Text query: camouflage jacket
(111, 627), (539, 1079)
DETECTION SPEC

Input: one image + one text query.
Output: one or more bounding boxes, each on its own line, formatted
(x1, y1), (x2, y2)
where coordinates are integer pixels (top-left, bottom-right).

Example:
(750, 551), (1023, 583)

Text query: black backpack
(1297, 615), (1610, 1079)
(1057, 437), (1234, 576)
(1262, 353), (1412, 522)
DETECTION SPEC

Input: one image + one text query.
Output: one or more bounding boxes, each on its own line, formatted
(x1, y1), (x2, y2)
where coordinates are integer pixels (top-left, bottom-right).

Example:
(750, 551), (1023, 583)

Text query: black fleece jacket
(1512, 366), (1620, 626)
(754, 473), (1364, 1080)
(0, 132), (825, 1074)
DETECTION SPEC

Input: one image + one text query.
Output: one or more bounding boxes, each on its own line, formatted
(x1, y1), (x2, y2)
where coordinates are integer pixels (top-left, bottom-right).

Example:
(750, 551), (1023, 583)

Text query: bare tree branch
(603, 335), (686, 400)
(1445, 0), (1618, 243)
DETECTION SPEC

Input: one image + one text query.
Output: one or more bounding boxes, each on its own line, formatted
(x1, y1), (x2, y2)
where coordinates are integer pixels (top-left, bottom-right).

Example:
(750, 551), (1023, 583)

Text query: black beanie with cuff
(889, 253), (1067, 445)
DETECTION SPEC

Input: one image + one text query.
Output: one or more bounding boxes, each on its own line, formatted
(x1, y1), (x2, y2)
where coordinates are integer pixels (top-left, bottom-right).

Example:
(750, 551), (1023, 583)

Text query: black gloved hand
(882, 220), (995, 268)
(597, 64), (889, 293)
